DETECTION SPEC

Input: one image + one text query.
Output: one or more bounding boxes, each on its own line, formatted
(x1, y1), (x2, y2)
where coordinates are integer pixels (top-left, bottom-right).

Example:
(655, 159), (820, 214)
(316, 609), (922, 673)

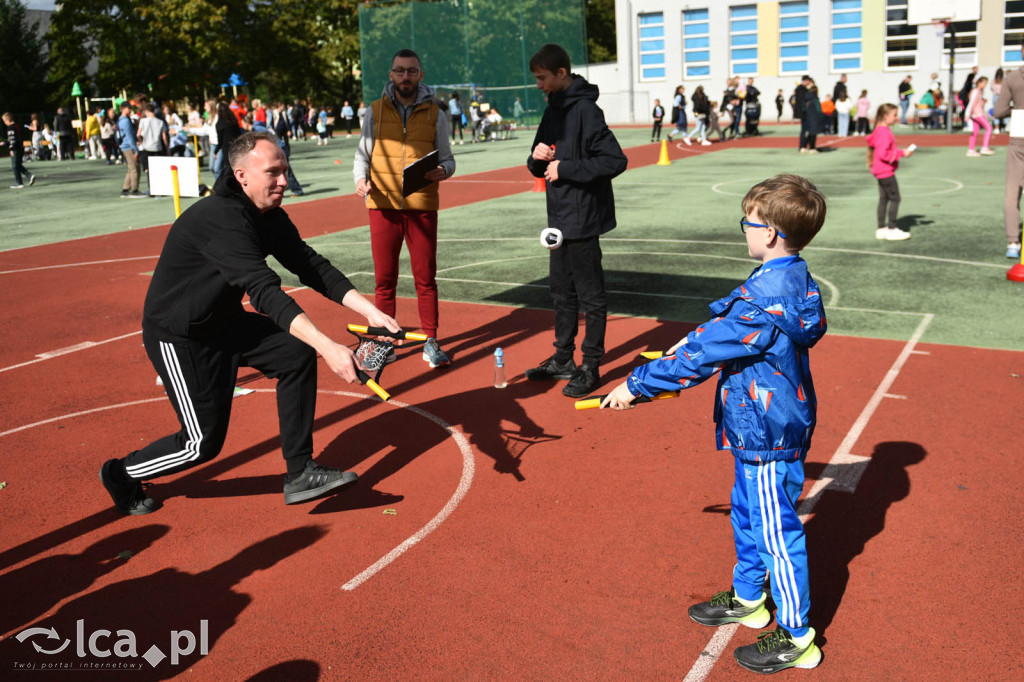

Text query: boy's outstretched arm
(602, 305), (777, 410)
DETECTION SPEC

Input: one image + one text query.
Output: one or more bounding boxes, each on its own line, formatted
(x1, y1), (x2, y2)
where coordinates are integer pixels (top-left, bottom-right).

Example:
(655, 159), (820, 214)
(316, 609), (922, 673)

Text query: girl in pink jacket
(966, 76), (994, 157)
(855, 90), (871, 135)
(865, 103), (915, 240)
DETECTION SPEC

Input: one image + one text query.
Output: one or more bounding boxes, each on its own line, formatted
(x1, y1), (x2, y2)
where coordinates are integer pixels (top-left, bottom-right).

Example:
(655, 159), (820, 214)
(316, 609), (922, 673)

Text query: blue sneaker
(1007, 243), (1021, 259)
(422, 338), (450, 368)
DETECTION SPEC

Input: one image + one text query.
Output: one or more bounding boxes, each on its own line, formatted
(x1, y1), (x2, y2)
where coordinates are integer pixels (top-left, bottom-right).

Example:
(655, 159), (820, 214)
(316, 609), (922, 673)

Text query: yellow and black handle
(355, 368), (391, 402)
(347, 324), (428, 342)
(574, 390), (679, 411)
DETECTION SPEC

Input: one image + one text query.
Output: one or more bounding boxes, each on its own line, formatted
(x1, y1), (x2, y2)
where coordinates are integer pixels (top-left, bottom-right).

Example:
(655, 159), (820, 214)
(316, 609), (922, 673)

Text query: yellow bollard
(192, 135), (201, 185)
(656, 138), (671, 166)
(171, 164), (182, 218)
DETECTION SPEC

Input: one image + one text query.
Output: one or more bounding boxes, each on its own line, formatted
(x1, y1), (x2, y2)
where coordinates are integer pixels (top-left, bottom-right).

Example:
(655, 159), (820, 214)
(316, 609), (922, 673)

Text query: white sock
(790, 628), (815, 648)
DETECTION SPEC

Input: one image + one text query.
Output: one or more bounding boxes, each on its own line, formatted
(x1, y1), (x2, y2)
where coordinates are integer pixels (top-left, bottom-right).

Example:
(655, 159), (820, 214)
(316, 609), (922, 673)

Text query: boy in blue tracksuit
(602, 174), (827, 675)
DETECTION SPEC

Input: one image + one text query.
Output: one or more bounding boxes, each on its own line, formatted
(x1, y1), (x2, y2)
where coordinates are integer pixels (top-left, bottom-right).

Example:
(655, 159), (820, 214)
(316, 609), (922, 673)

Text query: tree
(0, 0), (51, 115)
(585, 0), (616, 63)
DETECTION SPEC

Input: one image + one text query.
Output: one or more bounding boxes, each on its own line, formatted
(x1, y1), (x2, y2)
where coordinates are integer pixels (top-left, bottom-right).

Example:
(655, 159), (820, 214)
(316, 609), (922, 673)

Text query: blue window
(684, 9), (711, 79)
(638, 12), (665, 81)
(832, 27), (862, 40)
(831, 0), (862, 72)
(780, 1), (810, 75)
(730, 5), (758, 76)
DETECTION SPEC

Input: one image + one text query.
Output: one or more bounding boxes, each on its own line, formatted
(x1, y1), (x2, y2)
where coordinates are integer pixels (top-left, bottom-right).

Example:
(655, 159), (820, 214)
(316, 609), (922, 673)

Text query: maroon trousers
(368, 208), (439, 338)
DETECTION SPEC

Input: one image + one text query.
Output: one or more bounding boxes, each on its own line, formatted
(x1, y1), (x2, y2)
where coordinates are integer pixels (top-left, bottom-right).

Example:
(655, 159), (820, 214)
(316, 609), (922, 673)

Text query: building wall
(591, 0), (1011, 125)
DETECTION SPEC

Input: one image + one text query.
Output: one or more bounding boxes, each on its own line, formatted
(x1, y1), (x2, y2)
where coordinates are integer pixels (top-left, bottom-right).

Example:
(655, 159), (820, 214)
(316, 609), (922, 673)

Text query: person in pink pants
(966, 76), (995, 157)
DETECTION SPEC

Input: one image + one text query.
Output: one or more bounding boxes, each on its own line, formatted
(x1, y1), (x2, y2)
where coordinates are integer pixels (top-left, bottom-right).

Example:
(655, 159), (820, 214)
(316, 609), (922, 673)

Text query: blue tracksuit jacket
(627, 255), (826, 463)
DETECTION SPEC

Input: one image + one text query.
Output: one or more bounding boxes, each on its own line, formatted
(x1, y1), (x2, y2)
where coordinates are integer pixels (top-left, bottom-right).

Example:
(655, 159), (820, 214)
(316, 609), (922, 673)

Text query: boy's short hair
(742, 174), (826, 251)
(529, 43), (572, 75)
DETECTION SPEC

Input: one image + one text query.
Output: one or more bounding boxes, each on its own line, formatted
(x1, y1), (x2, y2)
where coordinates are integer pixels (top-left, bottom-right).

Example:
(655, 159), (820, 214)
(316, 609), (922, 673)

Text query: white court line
(0, 389), (476, 594)
(0, 331), (141, 374)
(0, 256), (159, 276)
(682, 312), (933, 681)
(0, 287), (310, 375)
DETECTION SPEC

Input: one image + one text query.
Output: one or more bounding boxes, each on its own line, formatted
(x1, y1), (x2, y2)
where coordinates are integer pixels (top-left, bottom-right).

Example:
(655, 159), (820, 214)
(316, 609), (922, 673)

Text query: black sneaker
(283, 460), (358, 504)
(562, 364), (600, 398)
(524, 355), (576, 381)
(120, 190), (130, 198)
(99, 459), (159, 515)
(688, 588), (771, 628)
(733, 627), (822, 674)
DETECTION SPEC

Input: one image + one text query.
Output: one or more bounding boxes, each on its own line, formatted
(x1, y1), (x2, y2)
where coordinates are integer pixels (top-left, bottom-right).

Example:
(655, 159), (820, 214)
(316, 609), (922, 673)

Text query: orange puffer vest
(367, 96), (440, 211)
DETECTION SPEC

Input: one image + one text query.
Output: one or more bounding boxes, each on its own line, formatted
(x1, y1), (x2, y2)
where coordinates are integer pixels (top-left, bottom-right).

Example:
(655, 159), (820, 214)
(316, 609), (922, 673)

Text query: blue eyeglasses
(740, 217), (787, 240)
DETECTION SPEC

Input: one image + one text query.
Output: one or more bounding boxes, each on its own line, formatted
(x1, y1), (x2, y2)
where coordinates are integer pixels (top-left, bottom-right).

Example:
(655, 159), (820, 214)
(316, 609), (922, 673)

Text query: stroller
(744, 100), (762, 136)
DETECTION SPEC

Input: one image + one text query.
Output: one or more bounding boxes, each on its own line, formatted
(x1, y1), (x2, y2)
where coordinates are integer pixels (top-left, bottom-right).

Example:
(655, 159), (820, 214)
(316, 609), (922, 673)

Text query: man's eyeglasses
(391, 68), (421, 76)
(740, 217), (787, 240)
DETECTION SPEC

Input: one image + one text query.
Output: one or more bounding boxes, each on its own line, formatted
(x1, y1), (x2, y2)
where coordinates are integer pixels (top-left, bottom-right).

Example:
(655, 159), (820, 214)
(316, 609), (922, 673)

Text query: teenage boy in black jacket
(100, 132), (402, 515)
(525, 43), (628, 398)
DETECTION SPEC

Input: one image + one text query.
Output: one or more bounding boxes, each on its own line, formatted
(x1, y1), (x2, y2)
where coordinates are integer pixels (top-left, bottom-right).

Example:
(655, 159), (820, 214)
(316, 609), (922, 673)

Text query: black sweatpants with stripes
(124, 312), (317, 480)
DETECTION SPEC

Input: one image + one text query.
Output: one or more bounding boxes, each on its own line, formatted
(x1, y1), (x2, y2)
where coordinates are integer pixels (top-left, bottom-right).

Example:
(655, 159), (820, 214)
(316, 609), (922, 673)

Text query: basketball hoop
(932, 18), (950, 37)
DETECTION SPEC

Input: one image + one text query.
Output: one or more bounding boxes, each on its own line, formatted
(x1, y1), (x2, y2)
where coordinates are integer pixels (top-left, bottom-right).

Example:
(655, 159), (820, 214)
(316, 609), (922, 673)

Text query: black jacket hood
(548, 75), (600, 110)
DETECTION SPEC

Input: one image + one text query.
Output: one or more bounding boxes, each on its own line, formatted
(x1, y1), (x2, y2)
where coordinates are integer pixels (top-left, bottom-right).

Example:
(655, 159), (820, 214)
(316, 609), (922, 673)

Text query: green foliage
(585, 0), (616, 63)
(0, 0), (51, 115)
(44, 0), (362, 108)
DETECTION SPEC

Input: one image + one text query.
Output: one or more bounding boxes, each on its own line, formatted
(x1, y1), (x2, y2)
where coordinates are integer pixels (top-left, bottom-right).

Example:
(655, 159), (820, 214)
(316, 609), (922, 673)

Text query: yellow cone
(656, 138), (671, 166)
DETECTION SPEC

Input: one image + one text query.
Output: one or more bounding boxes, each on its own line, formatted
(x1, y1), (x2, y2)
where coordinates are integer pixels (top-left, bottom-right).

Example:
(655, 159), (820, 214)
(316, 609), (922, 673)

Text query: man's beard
(397, 82), (417, 98)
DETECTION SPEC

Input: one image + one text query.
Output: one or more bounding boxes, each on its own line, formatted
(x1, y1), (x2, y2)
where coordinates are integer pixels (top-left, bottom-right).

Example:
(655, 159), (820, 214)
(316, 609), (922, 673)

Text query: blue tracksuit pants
(730, 456), (811, 638)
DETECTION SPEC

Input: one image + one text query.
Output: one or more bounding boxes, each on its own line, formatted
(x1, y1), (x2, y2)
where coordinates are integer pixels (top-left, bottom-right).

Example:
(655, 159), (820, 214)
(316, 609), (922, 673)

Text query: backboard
(906, 0), (981, 25)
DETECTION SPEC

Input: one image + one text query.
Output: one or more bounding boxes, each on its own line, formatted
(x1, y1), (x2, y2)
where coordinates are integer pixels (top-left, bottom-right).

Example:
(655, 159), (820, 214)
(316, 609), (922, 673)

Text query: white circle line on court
(711, 176), (964, 198)
(0, 389), (475, 593)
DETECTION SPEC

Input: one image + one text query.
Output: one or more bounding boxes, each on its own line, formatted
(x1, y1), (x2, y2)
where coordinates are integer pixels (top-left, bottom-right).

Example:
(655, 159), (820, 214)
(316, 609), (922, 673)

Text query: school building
(586, 0), (1022, 124)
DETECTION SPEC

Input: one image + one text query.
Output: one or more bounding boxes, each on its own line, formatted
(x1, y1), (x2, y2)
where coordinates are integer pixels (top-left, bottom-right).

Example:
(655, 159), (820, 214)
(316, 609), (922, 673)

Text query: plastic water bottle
(493, 348), (507, 389)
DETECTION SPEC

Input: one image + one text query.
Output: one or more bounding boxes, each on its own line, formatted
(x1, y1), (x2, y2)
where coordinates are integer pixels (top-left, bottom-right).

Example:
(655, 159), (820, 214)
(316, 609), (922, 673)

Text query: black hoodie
(142, 170), (354, 342)
(527, 75), (627, 239)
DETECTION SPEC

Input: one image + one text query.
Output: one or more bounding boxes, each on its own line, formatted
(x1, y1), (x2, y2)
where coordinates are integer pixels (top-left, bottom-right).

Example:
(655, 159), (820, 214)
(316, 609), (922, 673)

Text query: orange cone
(532, 176), (546, 192)
(656, 139), (671, 166)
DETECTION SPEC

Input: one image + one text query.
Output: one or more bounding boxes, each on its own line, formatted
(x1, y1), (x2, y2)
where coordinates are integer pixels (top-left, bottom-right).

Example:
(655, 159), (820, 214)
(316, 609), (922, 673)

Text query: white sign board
(147, 156), (201, 198)
(906, 0), (980, 25)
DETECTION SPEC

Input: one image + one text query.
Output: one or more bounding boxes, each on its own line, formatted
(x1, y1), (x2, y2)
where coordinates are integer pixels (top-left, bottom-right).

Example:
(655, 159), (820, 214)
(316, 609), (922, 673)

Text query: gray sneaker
(422, 338), (450, 368)
(283, 460), (358, 504)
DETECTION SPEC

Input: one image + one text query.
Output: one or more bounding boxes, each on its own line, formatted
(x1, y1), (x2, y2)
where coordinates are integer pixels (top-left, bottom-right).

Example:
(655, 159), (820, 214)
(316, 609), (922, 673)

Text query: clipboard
(402, 149), (440, 197)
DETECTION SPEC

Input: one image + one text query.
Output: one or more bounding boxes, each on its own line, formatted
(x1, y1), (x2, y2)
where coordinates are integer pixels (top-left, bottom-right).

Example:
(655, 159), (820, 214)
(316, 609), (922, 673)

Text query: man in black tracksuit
(524, 43), (628, 398)
(100, 131), (401, 515)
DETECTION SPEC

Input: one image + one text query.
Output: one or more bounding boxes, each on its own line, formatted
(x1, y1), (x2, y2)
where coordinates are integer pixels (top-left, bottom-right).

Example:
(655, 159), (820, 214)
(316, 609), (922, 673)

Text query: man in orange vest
(354, 49), (456, 367)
